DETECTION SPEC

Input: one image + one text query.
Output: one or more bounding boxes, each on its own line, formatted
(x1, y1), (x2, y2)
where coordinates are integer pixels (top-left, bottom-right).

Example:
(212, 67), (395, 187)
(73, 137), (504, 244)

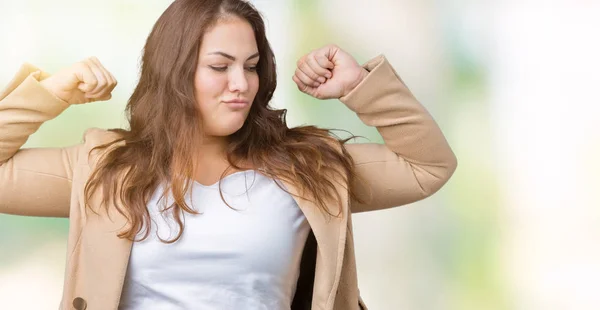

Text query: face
(194, 16), (260, 141)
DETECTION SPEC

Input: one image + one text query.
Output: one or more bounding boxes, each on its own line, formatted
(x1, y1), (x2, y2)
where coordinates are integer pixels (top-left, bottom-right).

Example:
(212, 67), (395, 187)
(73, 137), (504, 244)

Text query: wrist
(342, 68), (370, 98)
(39, 79), (68, 103)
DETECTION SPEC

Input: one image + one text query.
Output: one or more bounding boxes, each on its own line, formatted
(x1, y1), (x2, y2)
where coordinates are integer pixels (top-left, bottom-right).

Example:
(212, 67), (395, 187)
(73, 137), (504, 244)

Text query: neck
(191, 135), (252, 186)
(195, 134), (229, 165)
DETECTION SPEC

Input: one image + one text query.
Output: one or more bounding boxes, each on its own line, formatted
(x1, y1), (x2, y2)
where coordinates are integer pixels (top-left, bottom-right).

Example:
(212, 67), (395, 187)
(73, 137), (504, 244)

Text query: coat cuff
(339, 55), (412, 113)
(0, 63), (70, 118)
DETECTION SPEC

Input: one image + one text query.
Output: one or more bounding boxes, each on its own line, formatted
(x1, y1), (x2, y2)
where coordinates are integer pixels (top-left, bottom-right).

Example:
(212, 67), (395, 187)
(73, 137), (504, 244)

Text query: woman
(0, 0), (456, 309)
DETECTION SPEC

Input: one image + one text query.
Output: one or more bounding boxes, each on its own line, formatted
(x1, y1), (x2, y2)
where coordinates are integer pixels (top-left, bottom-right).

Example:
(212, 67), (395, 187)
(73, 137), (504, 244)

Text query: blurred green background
(1, 0), (599, 309)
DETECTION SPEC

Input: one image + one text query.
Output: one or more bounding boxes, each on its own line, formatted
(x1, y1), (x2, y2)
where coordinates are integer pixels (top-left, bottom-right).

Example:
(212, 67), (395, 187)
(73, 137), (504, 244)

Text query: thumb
(75, 64), (98, 93)
(77, 82), (94, 93)
(316, 54), (335, 70)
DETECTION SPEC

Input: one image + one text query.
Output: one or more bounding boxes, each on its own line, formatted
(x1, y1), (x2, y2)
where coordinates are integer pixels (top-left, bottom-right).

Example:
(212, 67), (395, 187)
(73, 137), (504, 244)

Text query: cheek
(195, 72), (226, 112)
(249, 75), (260, 97)
(195, 71), (225, 98)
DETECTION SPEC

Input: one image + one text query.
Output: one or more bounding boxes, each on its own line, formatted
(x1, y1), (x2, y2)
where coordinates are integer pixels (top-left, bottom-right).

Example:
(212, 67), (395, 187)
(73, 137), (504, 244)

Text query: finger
(316, 45), (338, 67)
(103, 71), (118, 98)
(90, 57), (118, 95)
(292, 74), (312, 93)
(89, 57), (116, 92)
(75, 62), (98, 93)
(295, 68), (320, 88)
(314, 53), (334, 72)
(107, 71), (118, 90)
(95, 93), (113, 101)
(306, 55), (332, 80)
(84, 58), (109, 96)
(85, 91), (109, 100)
(298, 61), (325, 85)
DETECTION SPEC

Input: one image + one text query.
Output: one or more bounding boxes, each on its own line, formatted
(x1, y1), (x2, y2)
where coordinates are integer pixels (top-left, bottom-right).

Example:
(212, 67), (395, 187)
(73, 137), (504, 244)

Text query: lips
(223, 99), (250, 109)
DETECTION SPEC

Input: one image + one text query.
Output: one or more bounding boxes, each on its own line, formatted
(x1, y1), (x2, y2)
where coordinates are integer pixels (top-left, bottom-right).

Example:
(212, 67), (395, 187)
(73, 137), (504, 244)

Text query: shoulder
(83, 127), (125, 146)
(81, 127), (126, 164)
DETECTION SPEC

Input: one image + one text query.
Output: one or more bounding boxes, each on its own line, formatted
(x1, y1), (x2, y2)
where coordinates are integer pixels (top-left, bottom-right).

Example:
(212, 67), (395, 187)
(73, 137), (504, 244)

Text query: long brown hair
(85, 0), (363, 243)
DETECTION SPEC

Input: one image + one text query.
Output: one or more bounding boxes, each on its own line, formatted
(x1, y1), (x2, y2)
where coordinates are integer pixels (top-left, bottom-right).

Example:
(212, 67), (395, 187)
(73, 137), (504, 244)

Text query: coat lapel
(280, 180), (348, 310)
(75, 144), (134, 309)
(77, 188), (133, 310)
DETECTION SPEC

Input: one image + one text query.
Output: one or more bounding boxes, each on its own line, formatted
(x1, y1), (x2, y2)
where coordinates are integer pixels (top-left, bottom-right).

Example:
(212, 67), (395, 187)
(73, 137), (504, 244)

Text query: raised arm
(0, 58), (117, 217)
(340, 55), (456, 213)
(292, 45), (456, 213)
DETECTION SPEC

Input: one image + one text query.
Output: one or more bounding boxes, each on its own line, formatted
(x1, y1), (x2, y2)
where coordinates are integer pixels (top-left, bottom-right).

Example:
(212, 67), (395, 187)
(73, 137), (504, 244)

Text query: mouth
(223, 99), (250, 109)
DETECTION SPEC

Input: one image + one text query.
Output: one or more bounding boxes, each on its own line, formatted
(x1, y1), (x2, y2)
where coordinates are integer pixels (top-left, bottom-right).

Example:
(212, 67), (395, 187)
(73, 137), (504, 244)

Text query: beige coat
(0, 55), (457, 310)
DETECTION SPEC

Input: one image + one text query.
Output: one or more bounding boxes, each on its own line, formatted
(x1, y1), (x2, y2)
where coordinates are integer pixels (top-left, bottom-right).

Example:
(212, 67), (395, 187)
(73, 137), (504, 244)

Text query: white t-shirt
(118, 170), (311, 310)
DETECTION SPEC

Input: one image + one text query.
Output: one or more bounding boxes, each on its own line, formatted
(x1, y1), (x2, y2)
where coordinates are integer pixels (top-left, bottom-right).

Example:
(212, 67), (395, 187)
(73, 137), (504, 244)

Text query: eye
(209, 65), (227, 72)
(245, 66), (258, 72)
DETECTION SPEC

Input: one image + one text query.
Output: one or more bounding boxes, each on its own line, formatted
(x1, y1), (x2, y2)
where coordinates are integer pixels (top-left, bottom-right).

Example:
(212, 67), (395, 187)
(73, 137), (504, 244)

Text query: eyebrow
(208, 51), (260, 61)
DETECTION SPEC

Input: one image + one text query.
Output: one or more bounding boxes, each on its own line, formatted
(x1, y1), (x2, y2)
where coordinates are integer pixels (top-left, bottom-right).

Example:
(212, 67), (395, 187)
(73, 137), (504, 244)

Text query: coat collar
(87, 178), (348, 310)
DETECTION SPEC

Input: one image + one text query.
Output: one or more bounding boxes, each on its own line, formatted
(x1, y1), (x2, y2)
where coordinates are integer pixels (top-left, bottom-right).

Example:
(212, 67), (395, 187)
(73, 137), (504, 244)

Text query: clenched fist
(293, 44), (369, 100)
(39, 57), (117, 105)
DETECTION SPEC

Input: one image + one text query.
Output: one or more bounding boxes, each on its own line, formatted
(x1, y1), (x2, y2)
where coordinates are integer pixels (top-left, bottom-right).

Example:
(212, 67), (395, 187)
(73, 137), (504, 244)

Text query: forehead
(199, 16), (257, 56)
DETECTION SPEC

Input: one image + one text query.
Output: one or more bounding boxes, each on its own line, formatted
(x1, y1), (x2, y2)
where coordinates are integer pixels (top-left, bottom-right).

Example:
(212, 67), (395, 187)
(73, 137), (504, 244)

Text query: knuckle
(74, 61), (87, 70)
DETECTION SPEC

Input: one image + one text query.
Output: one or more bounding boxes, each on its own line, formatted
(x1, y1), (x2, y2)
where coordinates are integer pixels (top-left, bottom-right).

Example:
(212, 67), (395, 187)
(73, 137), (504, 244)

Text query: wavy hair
(85, 0), (363, 243)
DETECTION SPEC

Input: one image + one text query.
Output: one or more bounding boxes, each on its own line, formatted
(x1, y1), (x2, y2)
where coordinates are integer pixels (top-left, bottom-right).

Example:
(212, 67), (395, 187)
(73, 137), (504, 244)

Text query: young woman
(0, 0), (456, 309)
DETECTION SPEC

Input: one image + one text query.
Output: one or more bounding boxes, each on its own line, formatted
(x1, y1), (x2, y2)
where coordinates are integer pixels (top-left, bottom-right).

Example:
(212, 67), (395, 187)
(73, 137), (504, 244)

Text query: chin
(212, 122), (247, 137)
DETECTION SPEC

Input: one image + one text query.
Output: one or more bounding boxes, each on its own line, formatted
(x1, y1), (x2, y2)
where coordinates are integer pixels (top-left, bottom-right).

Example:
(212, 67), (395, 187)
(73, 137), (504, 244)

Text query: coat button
(73, 297), (87, 310)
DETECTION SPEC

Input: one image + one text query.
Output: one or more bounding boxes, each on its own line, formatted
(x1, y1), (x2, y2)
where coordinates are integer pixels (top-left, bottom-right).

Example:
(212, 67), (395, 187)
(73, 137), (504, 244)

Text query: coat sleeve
(0, 63), (82, 218)
(340, 55), (457, 213)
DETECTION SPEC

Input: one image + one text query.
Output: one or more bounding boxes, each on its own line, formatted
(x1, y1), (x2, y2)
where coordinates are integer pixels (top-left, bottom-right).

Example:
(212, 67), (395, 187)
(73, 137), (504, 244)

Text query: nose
(228, 66), (249, 93)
